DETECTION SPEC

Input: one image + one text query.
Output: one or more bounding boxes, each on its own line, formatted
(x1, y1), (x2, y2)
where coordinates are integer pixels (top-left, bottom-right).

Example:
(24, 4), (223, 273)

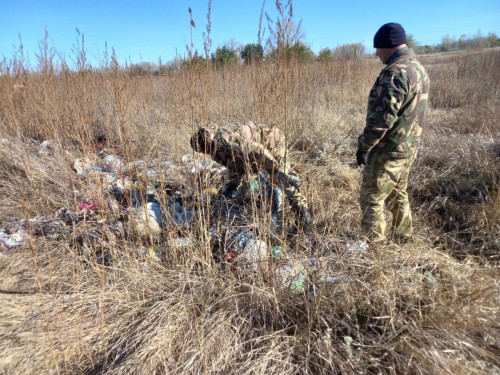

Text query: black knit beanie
(373, 23), (406, 48)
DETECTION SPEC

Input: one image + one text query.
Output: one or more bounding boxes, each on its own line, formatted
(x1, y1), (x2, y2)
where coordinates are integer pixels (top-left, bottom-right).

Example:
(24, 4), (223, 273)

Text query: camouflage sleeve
(257, 146), (281, 173)
(224, 139), (281, 174)
(247, 140), (281, 173)
(358, 68), (409, 151)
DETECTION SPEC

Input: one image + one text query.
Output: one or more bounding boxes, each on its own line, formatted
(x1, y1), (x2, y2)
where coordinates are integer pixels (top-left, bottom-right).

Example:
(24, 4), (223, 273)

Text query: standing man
(356, 23), (430, 244)
(190, 121), (312, 228)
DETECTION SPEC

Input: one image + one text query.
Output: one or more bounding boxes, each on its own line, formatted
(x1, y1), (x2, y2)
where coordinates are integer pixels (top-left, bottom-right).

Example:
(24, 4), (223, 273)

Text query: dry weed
(0, 40), (498, 374)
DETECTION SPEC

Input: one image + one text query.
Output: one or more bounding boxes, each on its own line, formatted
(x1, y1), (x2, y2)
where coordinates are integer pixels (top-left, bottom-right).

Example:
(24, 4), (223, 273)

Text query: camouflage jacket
(358, 47), (430, 158)
(211, 121), (287, 175)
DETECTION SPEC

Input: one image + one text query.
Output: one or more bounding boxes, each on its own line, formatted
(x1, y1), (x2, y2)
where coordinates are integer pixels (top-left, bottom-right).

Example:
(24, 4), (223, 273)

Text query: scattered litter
(0, 207), (85, 250)
(230, 229), (254, 252)
(100, 154), (124, 173)
(1, 141), (365, 294)
(74, 157), (103, 175)
(181, 154), (192, 164)
(230, 172), (284, 212)
(346, 240), (369, 253)
(184, 154), (228, 194)
(30, 219), (67, 239)
(190, 158), (225, 176)
(225, 252), (237, 262)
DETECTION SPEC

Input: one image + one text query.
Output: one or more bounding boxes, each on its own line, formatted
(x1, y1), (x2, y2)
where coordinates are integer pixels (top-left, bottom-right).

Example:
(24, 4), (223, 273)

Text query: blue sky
(1, 0), (499, 67)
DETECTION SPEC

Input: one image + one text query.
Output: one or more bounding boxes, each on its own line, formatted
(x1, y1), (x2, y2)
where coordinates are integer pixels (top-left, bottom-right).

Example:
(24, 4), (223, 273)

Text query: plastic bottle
(271, 245), (283, 260)
(275, 263), (306, 293)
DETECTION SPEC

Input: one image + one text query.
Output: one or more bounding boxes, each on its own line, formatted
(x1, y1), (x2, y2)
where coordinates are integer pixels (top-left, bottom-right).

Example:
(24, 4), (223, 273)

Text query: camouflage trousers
(271, 155), (308, 212)
(360, 151), (417, 243)
(275, 172), (308, 212)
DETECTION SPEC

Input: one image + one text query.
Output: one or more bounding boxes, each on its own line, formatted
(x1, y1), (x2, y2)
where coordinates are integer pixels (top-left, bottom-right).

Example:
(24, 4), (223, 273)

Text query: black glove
(356, 149), (369, 167)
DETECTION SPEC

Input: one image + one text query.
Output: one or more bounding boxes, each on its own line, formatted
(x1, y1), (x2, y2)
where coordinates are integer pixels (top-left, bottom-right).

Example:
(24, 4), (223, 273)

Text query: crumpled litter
(0, 207), (84, 251)
(80, 201), (99, 211)
(0, 225), (28, 251)
(130, 201), (165, 238)
(2, 140), (351, 299)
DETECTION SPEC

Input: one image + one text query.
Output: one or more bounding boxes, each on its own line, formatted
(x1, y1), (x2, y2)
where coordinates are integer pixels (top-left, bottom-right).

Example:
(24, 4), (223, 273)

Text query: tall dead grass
(0, 36), (498, 375)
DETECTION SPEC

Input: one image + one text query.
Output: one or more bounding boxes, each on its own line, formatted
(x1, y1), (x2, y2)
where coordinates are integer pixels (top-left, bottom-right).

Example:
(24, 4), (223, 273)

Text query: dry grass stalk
(0, 26), (498, 375)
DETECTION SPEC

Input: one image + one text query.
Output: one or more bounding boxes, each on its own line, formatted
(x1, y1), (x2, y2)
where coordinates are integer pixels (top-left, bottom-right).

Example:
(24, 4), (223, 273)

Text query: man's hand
(356, 149), (369, 167)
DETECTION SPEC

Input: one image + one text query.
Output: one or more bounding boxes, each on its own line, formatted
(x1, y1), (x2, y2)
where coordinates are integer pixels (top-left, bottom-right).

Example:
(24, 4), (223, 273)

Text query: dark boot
(393, 236), (413, 246)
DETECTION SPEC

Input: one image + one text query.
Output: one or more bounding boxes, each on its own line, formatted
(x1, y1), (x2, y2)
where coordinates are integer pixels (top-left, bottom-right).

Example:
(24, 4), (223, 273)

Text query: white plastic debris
(346, 240), (369, 252)
(240, 239), (268, 272)
(0, 227), (28, 250)
(191, 159), (215, 174)
(39, 140), (56, 156)
(74, 157), (100, 175)
(131, 202), (164, 237)
(172, 237), (193, 248)
(101, 154), (124, 173)
(181, 153), (193, 164)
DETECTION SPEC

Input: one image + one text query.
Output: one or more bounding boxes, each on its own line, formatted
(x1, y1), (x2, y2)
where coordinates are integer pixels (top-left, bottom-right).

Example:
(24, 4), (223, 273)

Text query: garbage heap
(1, 140), (367, 294)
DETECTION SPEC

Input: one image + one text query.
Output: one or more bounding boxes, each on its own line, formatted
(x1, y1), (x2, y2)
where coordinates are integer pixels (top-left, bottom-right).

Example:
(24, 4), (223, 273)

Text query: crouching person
(190, 121), (312, 229)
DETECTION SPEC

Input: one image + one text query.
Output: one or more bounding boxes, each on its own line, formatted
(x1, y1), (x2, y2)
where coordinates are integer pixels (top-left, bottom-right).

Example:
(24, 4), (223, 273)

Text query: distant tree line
(125, 30), (499, 76)
(2, 25), (499, 77)
(2, 0), (497, 76)
(416, 30), (499, 54)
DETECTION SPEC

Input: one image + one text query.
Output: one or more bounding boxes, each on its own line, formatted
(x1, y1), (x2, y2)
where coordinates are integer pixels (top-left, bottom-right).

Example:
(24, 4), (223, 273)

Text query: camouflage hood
(200, 123), (219, 143)
(191, 123), (219, 153)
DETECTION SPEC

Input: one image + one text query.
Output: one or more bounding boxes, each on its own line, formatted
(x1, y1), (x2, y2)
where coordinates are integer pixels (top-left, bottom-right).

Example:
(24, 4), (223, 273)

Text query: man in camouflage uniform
(356, 23), (430, 244)
(191, 121), (312, 227)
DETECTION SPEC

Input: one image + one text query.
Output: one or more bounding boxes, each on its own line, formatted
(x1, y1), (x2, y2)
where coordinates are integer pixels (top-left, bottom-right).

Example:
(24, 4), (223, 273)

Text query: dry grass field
(0, 44), (498, 374)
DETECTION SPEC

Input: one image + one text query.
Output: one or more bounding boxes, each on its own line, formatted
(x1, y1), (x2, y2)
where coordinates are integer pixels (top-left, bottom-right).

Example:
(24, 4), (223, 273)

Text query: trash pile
(0, 140), (367, 294)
